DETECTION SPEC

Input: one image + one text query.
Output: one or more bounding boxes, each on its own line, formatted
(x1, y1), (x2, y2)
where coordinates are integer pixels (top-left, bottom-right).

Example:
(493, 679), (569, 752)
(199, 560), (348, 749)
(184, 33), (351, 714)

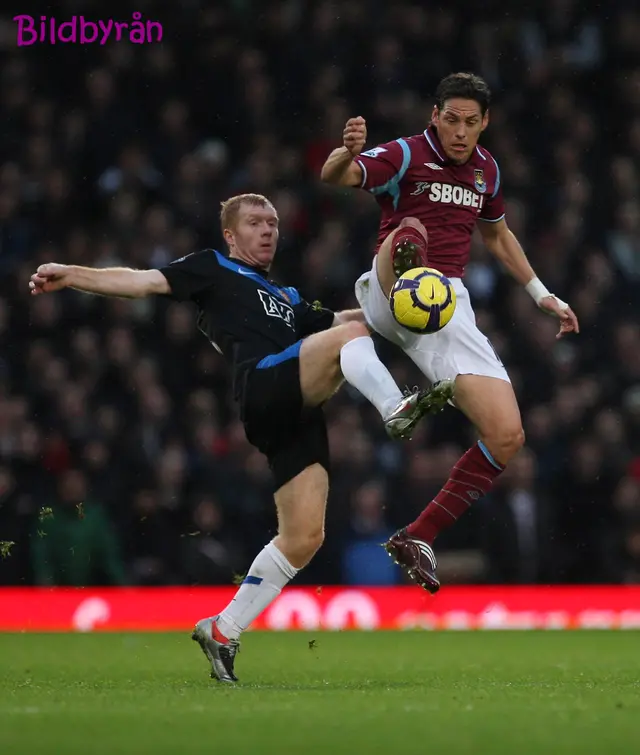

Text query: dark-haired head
(431, 72), (491, 164)
(435, 72), (491, 115)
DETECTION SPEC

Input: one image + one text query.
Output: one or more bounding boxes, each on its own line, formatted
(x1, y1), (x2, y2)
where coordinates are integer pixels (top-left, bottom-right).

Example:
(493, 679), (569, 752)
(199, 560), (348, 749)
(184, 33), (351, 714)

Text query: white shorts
(354, 258), (511, 385)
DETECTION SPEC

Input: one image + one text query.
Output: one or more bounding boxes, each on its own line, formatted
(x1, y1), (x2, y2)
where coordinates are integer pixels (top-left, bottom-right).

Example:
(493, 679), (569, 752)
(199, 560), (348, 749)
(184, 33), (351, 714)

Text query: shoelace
(220, 642), (240, 658)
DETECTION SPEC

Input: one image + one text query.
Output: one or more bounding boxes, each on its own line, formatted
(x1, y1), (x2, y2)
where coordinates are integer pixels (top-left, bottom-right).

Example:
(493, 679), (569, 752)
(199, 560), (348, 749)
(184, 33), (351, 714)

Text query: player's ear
(481, 110), (489, 131)
(223, 227), (234, 247)
(431, 105), (439, 125)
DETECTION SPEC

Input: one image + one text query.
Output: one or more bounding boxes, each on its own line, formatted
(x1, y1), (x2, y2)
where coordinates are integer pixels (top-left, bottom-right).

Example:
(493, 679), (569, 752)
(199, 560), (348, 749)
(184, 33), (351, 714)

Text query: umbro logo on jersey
(424, 162), (443, 170)
(258, 289), (295, 329)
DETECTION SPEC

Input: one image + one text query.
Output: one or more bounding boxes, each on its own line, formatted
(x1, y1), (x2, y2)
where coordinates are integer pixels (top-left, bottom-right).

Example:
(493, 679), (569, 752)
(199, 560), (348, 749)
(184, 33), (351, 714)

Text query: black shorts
(240, 340), (330, 491)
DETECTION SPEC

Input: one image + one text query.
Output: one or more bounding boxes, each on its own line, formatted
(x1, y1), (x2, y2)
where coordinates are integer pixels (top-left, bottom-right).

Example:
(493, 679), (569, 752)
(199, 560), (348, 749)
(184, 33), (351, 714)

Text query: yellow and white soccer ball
(389, 267), (456, 334)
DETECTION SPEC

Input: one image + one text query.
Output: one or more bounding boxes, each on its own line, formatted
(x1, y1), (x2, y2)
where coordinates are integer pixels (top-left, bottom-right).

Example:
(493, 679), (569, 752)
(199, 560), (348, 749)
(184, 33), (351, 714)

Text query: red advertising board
(2, 586), (640, 632)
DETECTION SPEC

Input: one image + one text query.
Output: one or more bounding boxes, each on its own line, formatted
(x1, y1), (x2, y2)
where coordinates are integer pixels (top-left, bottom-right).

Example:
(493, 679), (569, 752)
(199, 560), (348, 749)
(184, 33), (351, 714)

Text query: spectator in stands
(0, 1), (636, 587)
(30, 469), (126, 586)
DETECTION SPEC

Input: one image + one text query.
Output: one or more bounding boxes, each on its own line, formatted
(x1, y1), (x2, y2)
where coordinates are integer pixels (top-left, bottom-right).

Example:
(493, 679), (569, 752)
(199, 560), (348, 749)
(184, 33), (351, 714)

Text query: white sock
(340, 336), (403, 419)
(216, 541), (298, 640)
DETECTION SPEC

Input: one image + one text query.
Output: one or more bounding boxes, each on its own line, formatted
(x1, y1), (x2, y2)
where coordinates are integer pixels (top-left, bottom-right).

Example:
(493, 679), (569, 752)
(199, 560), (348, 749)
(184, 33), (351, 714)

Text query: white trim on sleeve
(477, 213), (506, 223)
(356, 160), (367, 188)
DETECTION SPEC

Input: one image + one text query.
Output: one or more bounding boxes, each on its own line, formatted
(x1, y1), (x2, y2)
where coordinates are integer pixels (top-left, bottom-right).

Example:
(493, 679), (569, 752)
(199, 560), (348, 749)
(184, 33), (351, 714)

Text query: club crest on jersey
(258, 289), (295, 329)
(474, 169), (487, 194)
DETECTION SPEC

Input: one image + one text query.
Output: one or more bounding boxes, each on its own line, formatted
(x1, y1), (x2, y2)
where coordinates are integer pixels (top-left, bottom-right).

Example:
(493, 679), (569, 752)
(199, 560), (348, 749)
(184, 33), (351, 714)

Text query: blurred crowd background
(1, 0), (639, 589)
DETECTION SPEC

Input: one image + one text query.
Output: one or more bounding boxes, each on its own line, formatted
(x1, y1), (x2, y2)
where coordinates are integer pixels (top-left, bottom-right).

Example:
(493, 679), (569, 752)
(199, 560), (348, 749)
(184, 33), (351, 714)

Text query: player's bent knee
(305, 527), (325, 556)
(398, 216), (426, 234)
(283, 528), (325, 567)
(485, 425), (525, 464)
(510, 426), (526, 451)
(341, 320), (369, 343)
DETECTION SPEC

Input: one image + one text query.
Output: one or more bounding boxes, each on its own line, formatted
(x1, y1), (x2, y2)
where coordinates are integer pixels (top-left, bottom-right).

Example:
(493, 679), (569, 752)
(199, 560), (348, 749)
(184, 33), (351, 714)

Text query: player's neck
(229, 253), (270, 274)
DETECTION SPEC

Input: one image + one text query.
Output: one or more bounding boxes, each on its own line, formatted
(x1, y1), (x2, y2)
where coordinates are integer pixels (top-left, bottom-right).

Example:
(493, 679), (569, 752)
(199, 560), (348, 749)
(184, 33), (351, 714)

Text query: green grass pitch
(1, 631), (639, 754)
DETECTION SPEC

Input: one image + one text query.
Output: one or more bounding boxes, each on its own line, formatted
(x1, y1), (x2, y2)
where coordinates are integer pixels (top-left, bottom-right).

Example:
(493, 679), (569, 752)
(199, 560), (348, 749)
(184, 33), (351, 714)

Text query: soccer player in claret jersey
(321, 72), (580, 593)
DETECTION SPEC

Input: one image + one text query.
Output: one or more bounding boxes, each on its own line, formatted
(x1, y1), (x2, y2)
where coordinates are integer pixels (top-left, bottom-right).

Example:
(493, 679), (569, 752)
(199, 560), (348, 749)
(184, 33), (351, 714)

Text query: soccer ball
(389, 267), (456, 334)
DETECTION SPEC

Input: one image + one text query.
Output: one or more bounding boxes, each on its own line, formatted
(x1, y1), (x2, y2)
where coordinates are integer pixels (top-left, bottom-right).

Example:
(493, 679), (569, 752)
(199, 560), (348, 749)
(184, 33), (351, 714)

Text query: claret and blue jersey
(159, 249), (335, 396)
(356, 125), (506, 279)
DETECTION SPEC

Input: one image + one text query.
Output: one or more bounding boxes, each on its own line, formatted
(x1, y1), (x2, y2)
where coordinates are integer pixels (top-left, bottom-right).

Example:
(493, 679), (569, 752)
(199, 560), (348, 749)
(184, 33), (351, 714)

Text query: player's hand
(29, 263), (70, 295)
(538, 295), (580, 339)
(343, 116), (367, 156)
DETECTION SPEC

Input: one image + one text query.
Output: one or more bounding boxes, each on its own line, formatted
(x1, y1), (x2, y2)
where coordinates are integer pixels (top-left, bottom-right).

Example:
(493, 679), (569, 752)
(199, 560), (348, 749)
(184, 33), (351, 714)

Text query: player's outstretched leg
(191, 320), (439, 681)
(300, 319), (442, 439)
(193, 463), (328, 682)
(385, 375), (524, 593)
(384, 380), (455, 439)
(375, 217), (429, 297)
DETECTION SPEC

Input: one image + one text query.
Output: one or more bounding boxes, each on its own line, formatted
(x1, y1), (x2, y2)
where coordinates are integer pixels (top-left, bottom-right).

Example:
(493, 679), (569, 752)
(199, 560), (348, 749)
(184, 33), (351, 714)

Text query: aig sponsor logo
(258, 289), (295, 329)
(426, 182), (485, 209)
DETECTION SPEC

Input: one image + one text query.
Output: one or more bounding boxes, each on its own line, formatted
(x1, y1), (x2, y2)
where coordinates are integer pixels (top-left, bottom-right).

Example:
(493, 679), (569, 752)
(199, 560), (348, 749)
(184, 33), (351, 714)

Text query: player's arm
(320, 117), (366, 186)
(29, 263), (169, 298)
(321, 117), (406, 194)
(321, 147), (363, 187)
(30, 251), (219, 302)
(294, 298), (343, 338)
(297, 305), (368, 335)
(477, 218), (580, 339)
(477, 218), (535, 287)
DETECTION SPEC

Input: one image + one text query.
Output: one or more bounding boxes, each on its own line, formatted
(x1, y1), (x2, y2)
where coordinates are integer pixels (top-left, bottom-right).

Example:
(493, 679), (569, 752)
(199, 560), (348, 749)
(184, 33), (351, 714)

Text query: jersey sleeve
(356, 140), (409, 193)
(293, 296), (335, 338)
(478, 158), (506, 223)
(159, 250), (220, 301)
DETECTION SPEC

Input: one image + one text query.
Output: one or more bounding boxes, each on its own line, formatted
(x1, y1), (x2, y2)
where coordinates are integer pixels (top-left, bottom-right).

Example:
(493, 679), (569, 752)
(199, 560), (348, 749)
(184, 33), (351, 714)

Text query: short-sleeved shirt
(159, 249), (335, 396)
(356, 125), (505, 278)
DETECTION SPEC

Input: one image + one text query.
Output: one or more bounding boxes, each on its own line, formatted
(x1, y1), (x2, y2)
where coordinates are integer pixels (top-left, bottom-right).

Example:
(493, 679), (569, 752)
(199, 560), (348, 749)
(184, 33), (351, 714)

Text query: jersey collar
(228, 256), (269, 278)
(424, 125), (484, 166)
(423, 125), (446, 163)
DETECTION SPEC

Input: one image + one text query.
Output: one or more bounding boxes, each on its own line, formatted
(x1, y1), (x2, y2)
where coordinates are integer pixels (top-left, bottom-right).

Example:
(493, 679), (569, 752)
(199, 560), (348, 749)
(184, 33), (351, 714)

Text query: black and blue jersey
(159, 249), (335, 396)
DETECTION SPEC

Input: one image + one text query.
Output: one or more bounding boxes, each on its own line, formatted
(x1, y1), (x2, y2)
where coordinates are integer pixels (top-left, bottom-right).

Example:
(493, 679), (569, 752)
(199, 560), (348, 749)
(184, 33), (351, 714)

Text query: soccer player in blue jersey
(30, 193), (451, 681)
